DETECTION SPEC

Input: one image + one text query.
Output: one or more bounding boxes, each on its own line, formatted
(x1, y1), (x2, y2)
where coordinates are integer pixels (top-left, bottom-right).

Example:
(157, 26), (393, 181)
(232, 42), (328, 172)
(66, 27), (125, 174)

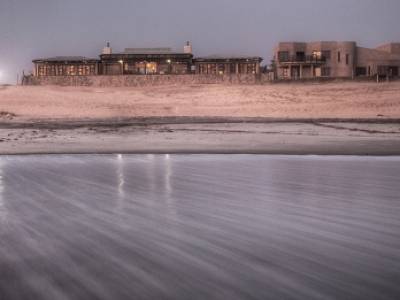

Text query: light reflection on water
(0, 155), (399, 300)
(0, 159), (4, 223)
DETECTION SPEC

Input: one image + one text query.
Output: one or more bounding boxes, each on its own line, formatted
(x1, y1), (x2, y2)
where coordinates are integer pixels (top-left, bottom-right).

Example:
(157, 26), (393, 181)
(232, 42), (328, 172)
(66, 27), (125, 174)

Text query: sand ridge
(1, 81), (400, 120)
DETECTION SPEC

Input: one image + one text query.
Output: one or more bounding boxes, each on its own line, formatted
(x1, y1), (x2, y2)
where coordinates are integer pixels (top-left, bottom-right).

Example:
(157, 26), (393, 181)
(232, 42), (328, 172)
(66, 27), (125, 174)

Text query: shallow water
(0, 155), (400, 300)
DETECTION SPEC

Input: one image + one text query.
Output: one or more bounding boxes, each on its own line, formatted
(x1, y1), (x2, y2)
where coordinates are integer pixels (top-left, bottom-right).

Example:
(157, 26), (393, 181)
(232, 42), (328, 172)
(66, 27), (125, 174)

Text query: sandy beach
(1, 82), (400, 155)
(1, 81), (400, 120)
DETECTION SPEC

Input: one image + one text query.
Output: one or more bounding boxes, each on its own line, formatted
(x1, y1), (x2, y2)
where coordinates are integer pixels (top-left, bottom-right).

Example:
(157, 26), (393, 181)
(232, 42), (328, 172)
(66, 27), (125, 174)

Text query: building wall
(274, 41), (400, 79)
(323, 41), (356, 77)
(34, 62), (98, 76)
(274, 41), (356, 79)
(356, 47), (400, 76)
(375, 43), (400, 55)
(25, 74), (264, 87)
(195, 62), (261, 75)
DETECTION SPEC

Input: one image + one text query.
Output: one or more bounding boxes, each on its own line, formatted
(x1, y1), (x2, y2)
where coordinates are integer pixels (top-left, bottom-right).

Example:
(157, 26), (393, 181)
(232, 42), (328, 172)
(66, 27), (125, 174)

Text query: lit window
(312, 51), (322, 59)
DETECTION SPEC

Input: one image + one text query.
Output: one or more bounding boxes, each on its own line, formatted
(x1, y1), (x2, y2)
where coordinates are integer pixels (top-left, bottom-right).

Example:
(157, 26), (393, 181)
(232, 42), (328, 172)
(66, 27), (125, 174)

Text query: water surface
(0, 155), (399, 299)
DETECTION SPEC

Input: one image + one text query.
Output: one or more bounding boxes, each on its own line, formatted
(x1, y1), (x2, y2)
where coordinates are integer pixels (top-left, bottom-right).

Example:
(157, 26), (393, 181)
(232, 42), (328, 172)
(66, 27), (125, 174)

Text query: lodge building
(98, 42), (194, 75)
(273, 41), (400, 79)
(194, 56), (262, 75)
(33, 56), (99, 77)
(32, 40), (400, 80)
(32, 42), (263, 77)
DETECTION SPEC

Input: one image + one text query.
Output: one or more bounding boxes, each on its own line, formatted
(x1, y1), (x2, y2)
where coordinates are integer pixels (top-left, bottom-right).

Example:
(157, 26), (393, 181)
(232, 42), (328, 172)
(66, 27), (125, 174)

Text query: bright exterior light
(118, 60), (123, 64)
(166, 59), (171, 64)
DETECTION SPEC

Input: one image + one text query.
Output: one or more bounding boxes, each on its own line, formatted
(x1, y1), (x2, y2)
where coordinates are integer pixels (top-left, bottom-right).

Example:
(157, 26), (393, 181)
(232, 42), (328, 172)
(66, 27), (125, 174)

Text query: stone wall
(24, 74), (267, 87)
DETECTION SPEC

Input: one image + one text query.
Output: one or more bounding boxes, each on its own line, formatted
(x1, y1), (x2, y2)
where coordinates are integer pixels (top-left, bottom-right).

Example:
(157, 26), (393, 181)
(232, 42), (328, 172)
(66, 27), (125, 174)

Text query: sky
(0, 0), (399, 83)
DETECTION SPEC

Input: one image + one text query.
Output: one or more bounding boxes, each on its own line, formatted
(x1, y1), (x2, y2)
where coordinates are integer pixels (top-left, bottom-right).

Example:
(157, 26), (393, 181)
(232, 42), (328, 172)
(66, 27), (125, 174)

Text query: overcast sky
(0, 0), (399, 83)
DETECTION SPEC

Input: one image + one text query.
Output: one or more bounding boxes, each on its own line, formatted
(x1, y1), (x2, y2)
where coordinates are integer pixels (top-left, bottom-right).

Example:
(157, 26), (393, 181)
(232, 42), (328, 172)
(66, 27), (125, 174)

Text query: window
(78, 65), (84, 75)
(67, 65), (76, 76)
(356, 67), (367, 76)
(321, 67), (331, 77)
(172, 63), (187, 74)
(207, 64), (217, 74)
(378, 66), (388, 75)
(296, 52), (305, 61)
(247, 63), (256, 74)
(389, 66), (398, 77)
(57, 65), (65, 76)
(312, 51), (322, 60)
(199, 64), (206, 74)
(38, 65), (56, 76)
(282, 67), (289, 78)
(321, 51), (331, 60)
(38, 65), (46, 76)
(278, 51), (289, 62)
(338, 51), (341, 63)
(239, 64), (246, 74)
(346, 54), (350, 65)
(158, 63), (170, 75)
(218, 63), (225, 74)
(230, 64), (236, 74)
(50, 65), (56, 76)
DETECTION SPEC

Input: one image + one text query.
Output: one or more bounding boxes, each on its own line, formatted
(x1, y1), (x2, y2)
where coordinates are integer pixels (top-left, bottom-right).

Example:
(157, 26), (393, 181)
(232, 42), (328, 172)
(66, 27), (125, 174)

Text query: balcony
(278, 55), (326, 65)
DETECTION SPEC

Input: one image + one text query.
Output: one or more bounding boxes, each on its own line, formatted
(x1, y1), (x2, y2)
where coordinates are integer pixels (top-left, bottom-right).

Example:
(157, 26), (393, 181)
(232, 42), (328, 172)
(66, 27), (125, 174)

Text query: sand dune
(1, 81), (400, 120)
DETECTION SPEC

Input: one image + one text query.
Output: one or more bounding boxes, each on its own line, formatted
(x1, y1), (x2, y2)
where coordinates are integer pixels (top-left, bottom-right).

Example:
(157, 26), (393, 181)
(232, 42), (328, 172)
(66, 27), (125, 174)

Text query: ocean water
(0, 155), (399, 300)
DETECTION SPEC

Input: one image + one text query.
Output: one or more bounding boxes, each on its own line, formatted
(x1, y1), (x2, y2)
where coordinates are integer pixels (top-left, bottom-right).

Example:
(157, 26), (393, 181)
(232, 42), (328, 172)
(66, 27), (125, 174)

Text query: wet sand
(1, 155), (400, 299)
(1, 82), (400, 155)
(1, 118), (400, 155)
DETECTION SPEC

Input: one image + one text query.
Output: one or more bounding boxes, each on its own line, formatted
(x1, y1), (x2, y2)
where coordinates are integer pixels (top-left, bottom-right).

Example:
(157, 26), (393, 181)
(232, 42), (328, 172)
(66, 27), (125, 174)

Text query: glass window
(67, 65), (76, 76)
(218, 64), (225, 75)
(282, 67), (289, 78)
(230, 64), (236, 74)
(278, 51), (289, 62)
(57, 65), (64, 76)
(247, 63), (256, 74)
(356, 67), (367, 76)
(38, 65), (45, 76)
(322, 51), (331, 60)
(207, 64), (217, 74)
(312, 51), (322, 59)
(321, 67), (331, 77)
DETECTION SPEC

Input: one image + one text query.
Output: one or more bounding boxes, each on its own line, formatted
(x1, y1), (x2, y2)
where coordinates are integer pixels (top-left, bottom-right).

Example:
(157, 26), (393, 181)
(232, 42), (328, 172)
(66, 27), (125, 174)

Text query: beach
(2, 154), (399, 299)
(1, 82), (400, 155)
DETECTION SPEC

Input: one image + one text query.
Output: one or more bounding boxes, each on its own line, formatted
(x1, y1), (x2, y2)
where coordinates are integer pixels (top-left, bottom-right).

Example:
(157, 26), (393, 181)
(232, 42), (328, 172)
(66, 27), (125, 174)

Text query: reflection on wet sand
(0, 155), (400, 300)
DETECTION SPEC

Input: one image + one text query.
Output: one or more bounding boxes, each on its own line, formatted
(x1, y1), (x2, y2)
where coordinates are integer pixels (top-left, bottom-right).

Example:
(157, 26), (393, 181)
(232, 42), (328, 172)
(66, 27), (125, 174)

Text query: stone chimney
(184, 41), (192, 54)
(102, 42), (112, 55)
